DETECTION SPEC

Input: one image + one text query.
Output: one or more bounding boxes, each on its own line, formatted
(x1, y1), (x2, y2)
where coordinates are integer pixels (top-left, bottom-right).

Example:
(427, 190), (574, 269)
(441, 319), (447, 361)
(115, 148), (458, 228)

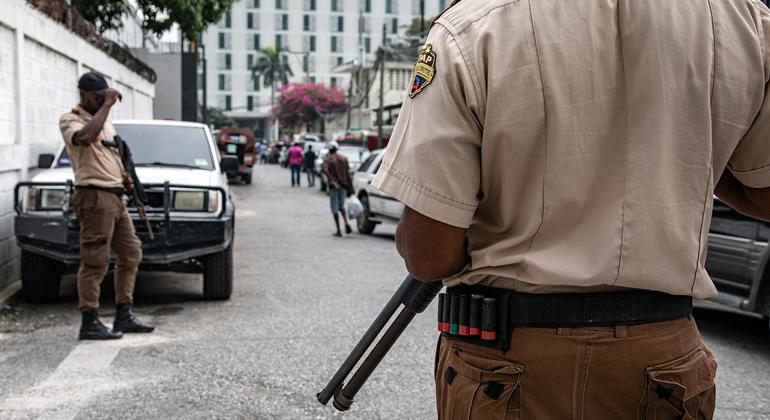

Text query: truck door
(706, 198), (762, 296)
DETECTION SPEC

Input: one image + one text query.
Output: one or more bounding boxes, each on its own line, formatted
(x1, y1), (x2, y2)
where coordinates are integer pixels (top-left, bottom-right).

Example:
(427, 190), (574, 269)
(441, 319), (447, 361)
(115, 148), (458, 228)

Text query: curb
(0, 280), (21, 306)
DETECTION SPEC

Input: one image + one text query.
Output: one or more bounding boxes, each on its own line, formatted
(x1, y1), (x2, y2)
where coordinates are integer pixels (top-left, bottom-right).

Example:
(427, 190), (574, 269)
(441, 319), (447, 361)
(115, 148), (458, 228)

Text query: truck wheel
(21, 250), (62, 303)
(202, 243), (233, 300)
(243, 173), (252, 184)
(357, 195), (376, 235)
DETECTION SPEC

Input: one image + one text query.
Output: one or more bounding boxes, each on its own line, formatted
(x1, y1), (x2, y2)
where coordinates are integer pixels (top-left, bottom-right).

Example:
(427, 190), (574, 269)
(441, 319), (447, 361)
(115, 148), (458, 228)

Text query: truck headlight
(38, 189), (66, 210)
(208, 190), (221, 213)
(173, 191), (206, 211)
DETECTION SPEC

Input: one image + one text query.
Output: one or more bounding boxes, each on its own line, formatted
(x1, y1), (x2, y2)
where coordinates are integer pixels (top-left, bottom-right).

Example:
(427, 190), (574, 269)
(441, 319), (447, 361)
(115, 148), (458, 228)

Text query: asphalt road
(1, 164), (769, 419)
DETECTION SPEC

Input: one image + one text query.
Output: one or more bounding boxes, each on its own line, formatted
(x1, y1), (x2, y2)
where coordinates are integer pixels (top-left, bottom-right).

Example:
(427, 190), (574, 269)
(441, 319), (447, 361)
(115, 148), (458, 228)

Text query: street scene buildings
(1, 0), (770, 419)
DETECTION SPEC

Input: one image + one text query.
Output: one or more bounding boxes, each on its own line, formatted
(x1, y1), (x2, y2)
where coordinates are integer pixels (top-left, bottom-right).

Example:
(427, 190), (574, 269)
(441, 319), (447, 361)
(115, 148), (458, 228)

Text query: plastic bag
(346, 196), (364, 219)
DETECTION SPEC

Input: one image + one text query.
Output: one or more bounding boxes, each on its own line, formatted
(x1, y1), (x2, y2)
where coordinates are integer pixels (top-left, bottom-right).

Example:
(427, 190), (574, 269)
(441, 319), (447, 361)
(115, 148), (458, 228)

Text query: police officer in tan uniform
(60, 72), (154, 340)
(373, 0), (770, 418)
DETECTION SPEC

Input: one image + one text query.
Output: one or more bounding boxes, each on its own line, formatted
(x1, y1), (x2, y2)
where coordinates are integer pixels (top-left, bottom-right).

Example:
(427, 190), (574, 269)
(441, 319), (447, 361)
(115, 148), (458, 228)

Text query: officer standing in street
(59, 72), (154, 340)
(373, 0), (770, 418)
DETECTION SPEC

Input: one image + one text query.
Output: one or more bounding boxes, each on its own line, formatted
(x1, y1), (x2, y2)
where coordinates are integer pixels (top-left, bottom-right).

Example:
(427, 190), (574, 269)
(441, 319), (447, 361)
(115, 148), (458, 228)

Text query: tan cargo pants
(70, 189), (142, 310)
(435, 315), (717, 419)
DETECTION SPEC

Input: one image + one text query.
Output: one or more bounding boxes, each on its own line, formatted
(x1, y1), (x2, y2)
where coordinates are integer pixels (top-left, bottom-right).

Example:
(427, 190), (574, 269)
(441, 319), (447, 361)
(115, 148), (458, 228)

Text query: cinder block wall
(0, 0), (155, 293)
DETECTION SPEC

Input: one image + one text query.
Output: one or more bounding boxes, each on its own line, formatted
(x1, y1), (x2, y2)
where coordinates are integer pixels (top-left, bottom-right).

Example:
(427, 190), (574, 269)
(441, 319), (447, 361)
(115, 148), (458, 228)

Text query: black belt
(76, 185), (125, 197)
(438, 284), (692, 350)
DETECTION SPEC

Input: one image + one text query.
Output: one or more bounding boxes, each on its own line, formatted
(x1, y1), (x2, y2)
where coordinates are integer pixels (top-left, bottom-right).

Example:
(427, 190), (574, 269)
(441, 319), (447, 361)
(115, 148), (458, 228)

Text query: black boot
(113, 303), (155, 333)
(79, 310), (123, 340)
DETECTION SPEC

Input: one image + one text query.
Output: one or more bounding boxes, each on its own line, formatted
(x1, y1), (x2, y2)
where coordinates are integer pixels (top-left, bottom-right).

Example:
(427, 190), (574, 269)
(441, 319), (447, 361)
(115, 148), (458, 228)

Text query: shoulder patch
(409, 44), (437, 98)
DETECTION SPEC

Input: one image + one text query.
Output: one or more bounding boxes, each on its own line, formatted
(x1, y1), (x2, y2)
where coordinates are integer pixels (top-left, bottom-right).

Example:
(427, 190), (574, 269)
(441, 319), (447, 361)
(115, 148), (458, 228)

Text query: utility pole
(377, 24), (386, 149)
(420, 0), (425, 34)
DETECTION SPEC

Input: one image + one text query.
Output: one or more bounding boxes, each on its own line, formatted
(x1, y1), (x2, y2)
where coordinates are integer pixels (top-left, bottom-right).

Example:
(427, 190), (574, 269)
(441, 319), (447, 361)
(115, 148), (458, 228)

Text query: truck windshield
(55, 125), (215, 170)
(116, 124), (214, 170)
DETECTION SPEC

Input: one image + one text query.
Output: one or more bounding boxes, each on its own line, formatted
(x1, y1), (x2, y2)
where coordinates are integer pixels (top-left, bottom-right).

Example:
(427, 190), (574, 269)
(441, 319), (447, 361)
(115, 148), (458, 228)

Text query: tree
(387, 17), (434, 62)
(273, 83), (346, 132)
(71, 0), (127, 33)
(72, 0), (235, 41)
(207, 107), (236, 129)
(250, 46), (295, 109)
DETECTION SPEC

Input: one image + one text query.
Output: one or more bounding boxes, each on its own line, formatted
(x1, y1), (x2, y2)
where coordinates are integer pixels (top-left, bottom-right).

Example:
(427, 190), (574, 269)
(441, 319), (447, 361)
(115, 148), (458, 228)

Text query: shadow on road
(57, 272), (205, 306)
(694, 306), (770, 352)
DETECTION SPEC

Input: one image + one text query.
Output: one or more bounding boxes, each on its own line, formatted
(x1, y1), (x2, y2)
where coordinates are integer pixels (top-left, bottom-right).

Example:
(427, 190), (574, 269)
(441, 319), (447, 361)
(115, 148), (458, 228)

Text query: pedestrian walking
(288, 142), (304, 186)
(304, 145), (318, 187)
(322, 141), (354, 237)
(59, 71), (154, 341)
(371, 0), (770, 418)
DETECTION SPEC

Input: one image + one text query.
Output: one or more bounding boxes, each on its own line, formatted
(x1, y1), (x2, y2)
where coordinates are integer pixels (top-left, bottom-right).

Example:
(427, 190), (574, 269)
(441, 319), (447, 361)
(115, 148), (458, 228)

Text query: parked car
(315, 146), (370, 192)
(351, 149), (404, 234)
(705, 197), (770, 333)
(214, 128), (255, 184)
(14, 120), (237, 302)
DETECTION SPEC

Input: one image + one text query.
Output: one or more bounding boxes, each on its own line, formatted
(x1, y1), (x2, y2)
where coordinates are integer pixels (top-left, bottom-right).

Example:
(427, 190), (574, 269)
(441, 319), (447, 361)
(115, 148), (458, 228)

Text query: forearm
(715, 169), (770, 222)
(73, 104), (110, 146)
(396, 207), (468, 282)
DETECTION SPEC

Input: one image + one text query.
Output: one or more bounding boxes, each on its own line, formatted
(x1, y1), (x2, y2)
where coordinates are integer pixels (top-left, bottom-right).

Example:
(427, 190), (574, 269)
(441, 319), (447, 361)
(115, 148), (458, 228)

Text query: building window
(303, 15), (316, 31)
(247, 13), (255, 29)
(247, 54), (254, 70)
(252, 76), (261, 91)
(275, 13), (289, 30)
(331, 77), (338, 87)
(303, 55), (308, 73)
(225, 53), (231, 70)
(331, 0), (343, 12)
(218, 74), (232, 91)
(275, 0), (287, 9)
(337, 56), (344, 66)
(275, 34), (288, 49)
(360, 0), (372, 13)
(225, 95), (232, 111)
(386, 0), (397, 14)
(310, 76), (316, 83)
(247, 96), (254, 111)
(412, 0), (422, 15)
(248, 0), (260, 8)
(330, 35), (340, 53)
(304, 0), (316, 11)
(364, 37), (371, 53)
(218, 11), (231, 28)
(218, 33), (231, 49)
(332, 15), (344, 32)
(252, 33), (261, 50)
(303, 35), (316, 52)
(391, 18), (398, 34)
(362, 17), (371, 33)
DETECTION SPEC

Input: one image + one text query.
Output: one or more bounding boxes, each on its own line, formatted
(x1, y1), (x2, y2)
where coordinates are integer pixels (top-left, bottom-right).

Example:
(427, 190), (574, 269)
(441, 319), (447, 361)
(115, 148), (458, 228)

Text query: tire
(357, 195), (377, 235)
(21, 250), (62, 303)
(202, 243), (233, 300)
(242, 173), (252, 184)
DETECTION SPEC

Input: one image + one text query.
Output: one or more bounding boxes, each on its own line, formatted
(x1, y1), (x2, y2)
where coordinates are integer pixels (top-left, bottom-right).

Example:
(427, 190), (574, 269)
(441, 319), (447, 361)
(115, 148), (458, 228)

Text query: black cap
(77, 71), (108, 92)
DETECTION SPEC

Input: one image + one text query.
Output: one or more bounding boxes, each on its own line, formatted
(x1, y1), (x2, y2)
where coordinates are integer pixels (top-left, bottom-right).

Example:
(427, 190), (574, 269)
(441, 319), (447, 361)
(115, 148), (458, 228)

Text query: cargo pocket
(437, 345), (523, 420)
(79, 235), (110, 268)
(637, 346), (717, 420)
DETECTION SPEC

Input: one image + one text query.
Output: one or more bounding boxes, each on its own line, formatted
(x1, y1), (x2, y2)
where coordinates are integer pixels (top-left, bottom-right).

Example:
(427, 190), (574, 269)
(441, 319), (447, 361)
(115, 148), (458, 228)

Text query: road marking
(0, 325), (166, 420)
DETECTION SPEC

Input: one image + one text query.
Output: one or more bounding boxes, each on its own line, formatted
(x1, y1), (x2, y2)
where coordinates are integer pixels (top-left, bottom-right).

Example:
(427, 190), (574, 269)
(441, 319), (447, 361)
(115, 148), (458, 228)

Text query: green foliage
(387, 17), (433, 62)
(250, 46), (295, 90)
(71, 0), (128, 33)
(72, 0), (235, 41)
(208, 107), (236, 129)
(137, 0), (235, 41)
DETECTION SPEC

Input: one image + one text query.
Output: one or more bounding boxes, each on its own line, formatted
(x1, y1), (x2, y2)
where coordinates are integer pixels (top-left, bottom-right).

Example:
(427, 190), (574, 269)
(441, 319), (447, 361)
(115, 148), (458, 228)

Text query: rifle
(112, 135), (154, 240)
(317, 275), (443, 411)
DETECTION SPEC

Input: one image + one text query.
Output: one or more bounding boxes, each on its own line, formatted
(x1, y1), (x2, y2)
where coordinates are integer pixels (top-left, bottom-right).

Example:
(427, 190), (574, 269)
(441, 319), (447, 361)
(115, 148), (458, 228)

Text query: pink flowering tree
(273, 82), (346, 133)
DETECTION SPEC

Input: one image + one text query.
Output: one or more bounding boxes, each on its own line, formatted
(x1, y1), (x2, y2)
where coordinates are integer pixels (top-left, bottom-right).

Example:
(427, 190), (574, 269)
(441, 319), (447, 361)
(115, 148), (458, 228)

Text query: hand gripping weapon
(113, 135), (154, 240)
(317, 275), (443, 411)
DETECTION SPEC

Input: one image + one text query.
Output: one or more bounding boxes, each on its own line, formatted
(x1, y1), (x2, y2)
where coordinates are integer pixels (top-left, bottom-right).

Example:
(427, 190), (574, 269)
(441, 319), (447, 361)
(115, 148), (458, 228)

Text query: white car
(316, 146), (370, 192)
(14, 120), (238, 302)
(352, 149), (404, 234)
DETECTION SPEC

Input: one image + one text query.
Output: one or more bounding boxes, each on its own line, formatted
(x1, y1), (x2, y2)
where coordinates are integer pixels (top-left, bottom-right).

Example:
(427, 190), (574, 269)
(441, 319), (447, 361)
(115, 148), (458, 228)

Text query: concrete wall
(0, 0), (155, 292)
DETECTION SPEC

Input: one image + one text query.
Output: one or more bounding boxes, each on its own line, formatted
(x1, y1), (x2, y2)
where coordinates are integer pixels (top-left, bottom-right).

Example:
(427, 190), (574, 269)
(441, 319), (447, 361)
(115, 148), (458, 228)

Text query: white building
(201, 0), (448, 140)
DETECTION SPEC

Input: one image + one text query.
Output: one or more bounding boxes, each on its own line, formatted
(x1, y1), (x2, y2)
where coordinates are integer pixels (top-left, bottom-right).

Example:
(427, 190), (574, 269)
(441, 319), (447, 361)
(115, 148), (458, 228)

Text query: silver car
(351, 149), (403, 234)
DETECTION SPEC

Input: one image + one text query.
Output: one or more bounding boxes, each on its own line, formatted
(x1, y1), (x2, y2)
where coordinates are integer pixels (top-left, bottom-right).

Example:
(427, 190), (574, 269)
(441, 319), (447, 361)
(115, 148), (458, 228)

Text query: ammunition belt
(437, 285), (692, 350)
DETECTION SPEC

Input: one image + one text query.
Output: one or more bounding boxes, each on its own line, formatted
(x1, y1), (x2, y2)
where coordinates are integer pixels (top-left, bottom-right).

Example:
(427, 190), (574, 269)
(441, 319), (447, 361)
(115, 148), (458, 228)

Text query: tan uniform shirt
(59, 106), (124, 188)
(373, 0), (770, 299)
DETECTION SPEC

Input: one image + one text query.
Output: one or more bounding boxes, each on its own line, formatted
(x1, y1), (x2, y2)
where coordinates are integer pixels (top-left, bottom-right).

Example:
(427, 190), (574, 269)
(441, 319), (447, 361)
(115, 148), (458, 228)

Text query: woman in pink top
(287, 143), (304, 187)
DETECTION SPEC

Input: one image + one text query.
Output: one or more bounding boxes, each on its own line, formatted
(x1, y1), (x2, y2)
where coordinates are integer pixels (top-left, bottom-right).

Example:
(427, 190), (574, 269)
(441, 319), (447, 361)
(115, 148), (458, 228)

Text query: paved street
(1, 164), (770, 419)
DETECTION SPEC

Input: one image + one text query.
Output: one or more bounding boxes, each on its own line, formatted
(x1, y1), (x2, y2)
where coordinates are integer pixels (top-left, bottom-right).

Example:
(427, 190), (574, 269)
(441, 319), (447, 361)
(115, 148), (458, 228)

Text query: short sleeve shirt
(59, 106), (124, 189)
(373, 0), (770, 299)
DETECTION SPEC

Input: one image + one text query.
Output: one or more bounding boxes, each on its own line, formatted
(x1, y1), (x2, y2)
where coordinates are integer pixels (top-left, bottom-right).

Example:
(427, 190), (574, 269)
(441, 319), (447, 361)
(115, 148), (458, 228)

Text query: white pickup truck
(14, 120), (238, 302)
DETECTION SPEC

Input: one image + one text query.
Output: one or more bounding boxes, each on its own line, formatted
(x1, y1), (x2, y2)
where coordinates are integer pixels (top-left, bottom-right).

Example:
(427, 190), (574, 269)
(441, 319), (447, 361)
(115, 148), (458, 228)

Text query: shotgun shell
(481, 298), (497, 341)
(442, 291), (452, 333)
(469, 294), (482, 336)
(449, 292), (460, 335)
(437, 293), (449, 332)
(458, 295), (470, 336)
